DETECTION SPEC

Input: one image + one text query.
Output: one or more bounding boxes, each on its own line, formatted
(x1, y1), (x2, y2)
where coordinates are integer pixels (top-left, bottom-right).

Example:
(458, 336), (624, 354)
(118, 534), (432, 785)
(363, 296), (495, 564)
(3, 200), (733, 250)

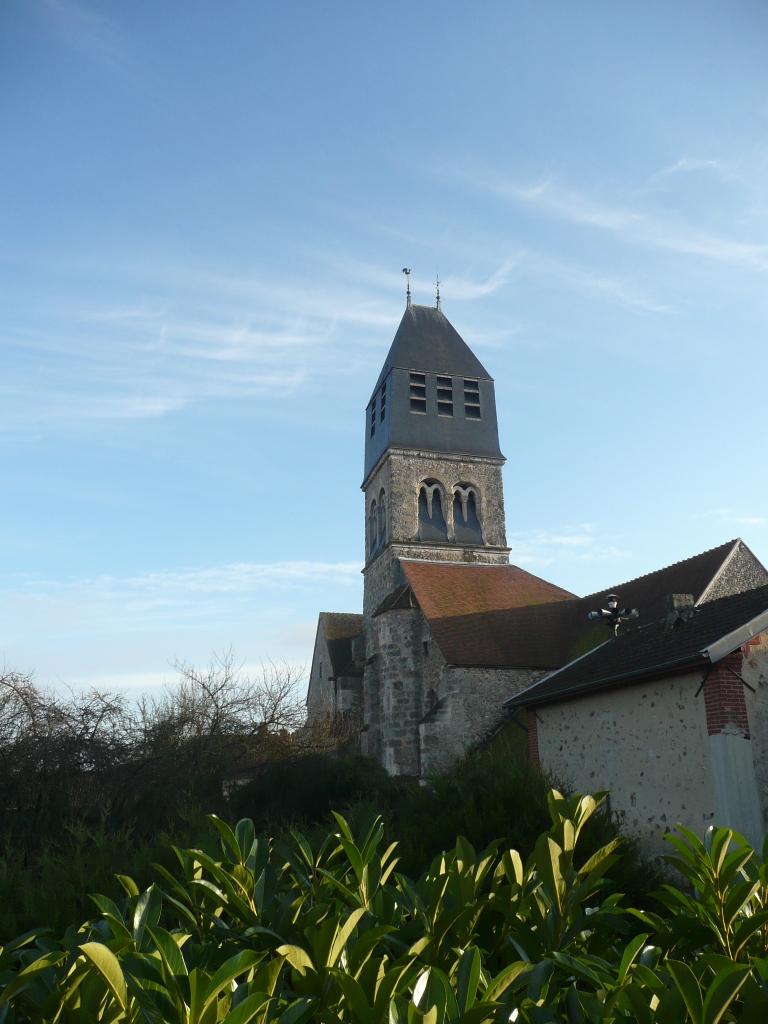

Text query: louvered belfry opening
(409, 372), (426, 413)
(464, 378), (481, 419)
(436, 375), (453, 416)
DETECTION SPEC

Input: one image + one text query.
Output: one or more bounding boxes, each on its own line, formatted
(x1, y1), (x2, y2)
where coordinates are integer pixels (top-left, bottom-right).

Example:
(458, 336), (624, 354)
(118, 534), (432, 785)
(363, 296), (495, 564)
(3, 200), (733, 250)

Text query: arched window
(453, 484), (483, 544)
(377, 489), (387, 545)
(368, 499), (378, 556)
(418, 480), (448, 542)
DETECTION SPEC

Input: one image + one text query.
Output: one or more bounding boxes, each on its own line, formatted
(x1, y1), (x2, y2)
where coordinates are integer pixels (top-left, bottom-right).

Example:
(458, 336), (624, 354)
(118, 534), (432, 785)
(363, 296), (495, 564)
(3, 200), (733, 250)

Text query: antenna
(435, 268), (441, 311)
(588, 593), (639, 637)
(402, 268), (411, 307)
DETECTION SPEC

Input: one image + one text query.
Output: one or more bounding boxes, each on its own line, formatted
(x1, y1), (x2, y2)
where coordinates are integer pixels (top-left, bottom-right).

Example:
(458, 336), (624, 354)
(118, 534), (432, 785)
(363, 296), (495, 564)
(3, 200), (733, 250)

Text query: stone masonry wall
(306, 624), (334, 724)
(372, 607), (424, 776)
(535, 673), (716, 854)
(361, 658), (382, 762)
(361, 445), (510, 771)
(363, 449), (508, 552)
(420, 665), (546, 776)
(703, 542), (768, 603)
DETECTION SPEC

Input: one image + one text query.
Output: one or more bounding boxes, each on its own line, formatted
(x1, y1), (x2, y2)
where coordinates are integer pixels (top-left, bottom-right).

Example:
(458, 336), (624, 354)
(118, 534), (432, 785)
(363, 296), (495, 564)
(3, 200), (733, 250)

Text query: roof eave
(504, 652), (708, 711)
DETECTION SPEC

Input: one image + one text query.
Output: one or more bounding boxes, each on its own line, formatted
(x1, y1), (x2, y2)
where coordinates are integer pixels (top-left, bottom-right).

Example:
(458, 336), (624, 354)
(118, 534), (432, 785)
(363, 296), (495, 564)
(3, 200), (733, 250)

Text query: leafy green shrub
(0, 746), (663, 946)
(230, 753), (395, 828)
(236, 746), (665, 907)
(3, 791), (768, 1023)
(0, 813), (219, 943)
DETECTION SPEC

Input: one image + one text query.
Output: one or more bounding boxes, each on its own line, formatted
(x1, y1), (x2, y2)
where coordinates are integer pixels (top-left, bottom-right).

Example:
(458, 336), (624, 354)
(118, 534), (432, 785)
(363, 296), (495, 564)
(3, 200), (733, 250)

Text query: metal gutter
(702, 607), (768, 663)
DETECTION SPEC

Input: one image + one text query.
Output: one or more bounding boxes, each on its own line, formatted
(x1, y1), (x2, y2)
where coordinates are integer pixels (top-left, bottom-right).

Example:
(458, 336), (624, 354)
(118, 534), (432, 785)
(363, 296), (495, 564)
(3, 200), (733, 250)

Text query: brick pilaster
(702, 652), (750, 738)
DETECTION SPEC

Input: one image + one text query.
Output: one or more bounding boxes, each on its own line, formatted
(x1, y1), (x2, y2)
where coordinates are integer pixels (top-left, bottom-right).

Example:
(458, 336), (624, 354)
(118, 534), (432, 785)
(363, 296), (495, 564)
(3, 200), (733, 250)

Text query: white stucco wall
(741, 635), (768, 835)
(536, 672), (717, 854)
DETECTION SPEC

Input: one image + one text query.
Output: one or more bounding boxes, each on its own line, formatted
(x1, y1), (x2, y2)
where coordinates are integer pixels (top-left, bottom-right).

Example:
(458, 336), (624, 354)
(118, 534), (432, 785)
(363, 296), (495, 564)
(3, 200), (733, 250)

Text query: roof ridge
(581, 539), (739, 601)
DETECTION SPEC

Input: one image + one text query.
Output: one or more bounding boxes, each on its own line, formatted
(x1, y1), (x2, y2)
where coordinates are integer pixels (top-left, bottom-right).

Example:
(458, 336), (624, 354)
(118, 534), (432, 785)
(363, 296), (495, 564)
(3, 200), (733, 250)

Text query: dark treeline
(0, 652), (308, 845)
(0, 657), (666, 941)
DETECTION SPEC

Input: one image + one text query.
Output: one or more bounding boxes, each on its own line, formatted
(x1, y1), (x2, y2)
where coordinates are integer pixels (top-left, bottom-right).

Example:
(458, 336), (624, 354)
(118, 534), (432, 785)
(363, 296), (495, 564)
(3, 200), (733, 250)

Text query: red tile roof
(401, 561), (577, 617)
(401, 561), (580, 668)
(320, 612), (363, 642)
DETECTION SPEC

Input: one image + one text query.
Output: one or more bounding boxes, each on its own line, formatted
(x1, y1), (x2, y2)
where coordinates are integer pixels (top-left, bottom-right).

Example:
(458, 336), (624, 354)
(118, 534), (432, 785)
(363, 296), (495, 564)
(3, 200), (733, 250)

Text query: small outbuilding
(505, 584), (768, 851)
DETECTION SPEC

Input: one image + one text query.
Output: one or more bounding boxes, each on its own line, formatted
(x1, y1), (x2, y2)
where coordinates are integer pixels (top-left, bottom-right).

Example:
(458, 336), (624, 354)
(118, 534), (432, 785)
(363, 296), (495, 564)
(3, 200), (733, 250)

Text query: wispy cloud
(473, 172), (768, 272)
(439, 258), (519, 300)
(0, 255), (400, 431)
(655, 157), (729, 179)
(509, 525), (629, 574)
(522, 251), (674, 313)
(42, 0), (133, 74)
(694, 510), (767, 529)
(0, 560), (362, 643)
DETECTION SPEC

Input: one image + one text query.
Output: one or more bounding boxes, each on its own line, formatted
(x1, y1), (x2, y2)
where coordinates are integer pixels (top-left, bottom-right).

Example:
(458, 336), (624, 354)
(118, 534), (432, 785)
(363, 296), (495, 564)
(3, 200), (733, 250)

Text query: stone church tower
(360, 299), (509, 773)
(306, 290), (768, 794)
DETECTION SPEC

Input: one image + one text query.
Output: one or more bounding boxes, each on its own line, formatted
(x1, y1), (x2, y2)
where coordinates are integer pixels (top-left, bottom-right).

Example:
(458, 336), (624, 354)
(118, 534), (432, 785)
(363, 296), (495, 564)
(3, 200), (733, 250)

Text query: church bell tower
(361, 298), (509, 622)
(359, 290), (510, 771)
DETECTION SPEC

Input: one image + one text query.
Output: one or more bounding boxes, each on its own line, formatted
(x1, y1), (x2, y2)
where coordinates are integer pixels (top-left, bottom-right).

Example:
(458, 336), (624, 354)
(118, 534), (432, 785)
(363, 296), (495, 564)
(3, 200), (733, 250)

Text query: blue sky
(2, 1), (768, 692)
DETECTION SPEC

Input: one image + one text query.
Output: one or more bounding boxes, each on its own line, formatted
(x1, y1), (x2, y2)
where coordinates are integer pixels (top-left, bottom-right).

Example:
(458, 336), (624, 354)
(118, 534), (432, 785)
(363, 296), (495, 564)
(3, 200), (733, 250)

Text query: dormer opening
(418, 479), (448, 542)
(369, 396), (377, 437)
(379, 380), (386, 422)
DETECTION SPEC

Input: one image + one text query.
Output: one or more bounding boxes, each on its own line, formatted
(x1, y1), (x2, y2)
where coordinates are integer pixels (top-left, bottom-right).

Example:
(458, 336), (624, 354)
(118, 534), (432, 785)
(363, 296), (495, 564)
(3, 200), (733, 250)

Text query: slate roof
(372, 305), (491, 395)
(505, 583), (768, 710)
(319, 612), (363, 679)
(391, 541), (757, 670)
(581, 539), (740, 623)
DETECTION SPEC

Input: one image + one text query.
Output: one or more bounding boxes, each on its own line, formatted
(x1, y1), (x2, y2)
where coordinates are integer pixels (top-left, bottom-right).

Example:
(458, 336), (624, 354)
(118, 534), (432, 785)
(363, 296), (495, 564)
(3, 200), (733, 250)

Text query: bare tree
(0, 653), (310, 843)
(147, 649), (306, 739)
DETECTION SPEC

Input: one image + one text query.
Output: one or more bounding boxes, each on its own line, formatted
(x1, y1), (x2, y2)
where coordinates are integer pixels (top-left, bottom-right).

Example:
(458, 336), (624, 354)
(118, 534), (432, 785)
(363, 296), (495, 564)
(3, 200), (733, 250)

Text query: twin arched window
(418, 479), (483, 544)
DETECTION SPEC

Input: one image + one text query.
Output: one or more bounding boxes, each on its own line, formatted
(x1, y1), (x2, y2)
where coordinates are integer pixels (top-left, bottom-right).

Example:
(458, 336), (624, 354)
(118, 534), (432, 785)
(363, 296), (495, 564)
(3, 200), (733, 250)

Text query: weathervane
(435, 268), (441, 311)
(402, 268), (411, 307)
(588, 593), (639, 637)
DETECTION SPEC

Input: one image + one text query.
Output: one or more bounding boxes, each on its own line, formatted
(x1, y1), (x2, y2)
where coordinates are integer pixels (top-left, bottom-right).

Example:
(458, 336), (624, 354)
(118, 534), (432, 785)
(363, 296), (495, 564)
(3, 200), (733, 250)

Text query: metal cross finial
(402, 268), (411, 307)
(435, 268), (441, 311)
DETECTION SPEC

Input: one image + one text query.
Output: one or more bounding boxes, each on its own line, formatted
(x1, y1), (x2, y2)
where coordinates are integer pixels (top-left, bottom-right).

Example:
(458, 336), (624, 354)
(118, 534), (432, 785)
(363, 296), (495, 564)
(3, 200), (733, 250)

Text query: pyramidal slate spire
(363, 304), (503, 481)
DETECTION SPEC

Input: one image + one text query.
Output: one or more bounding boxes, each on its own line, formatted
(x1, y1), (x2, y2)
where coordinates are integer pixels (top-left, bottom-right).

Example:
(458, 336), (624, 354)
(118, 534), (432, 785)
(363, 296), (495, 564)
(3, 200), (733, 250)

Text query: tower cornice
(361, 540), (511, 575)
(361, 446), (506, 492)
